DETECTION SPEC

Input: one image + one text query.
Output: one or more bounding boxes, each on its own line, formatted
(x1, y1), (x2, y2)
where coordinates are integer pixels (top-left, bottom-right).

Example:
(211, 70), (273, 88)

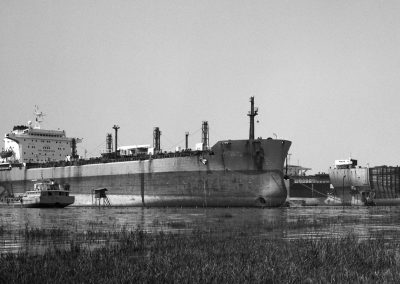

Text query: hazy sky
(1, 0), (400, 173)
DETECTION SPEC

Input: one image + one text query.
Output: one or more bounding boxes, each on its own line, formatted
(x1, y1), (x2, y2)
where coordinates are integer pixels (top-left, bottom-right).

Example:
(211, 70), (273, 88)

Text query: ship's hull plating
(0, 139), (291, 207)
(329, 166), (400, 205)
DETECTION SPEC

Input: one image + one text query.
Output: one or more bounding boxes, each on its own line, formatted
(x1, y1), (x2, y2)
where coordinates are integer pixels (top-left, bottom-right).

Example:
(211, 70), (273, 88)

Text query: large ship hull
(286, 174), (331, 206)
(0, 139), (291, 207)
(329, 166), (400, 205)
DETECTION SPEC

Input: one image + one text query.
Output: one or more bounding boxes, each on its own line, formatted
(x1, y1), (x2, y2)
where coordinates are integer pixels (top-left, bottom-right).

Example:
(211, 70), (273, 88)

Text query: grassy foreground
(1, 228), (400, 283)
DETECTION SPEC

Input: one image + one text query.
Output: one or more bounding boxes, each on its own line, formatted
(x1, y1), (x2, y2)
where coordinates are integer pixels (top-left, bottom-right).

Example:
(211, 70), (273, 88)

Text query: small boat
(21, 180), (74, 208)
(324, 192), (343, 205)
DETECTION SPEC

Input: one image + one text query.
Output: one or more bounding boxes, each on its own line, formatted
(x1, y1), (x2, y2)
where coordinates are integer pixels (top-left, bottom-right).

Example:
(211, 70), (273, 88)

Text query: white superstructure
(334, 158), (357, 169)
(117, 145), (152, 156)
(2, 107), (79, 164)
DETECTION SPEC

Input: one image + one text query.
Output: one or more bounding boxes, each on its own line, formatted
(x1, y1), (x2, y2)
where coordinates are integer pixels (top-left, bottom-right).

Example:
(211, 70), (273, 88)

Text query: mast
(112, 125), (120, 158)
(33, 105), (45, 129)
(247, 97), (258, 140)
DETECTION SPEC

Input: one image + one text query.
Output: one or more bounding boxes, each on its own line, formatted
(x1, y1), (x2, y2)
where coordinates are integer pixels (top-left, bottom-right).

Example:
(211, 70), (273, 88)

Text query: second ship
(0, 97), (291, 207)
(329, 158), (400, 206)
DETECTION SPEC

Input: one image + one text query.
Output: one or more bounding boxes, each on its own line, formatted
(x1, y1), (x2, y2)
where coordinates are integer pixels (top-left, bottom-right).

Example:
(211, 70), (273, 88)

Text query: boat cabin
(334, 159), (358, 169)
(32, 180), (70, 192)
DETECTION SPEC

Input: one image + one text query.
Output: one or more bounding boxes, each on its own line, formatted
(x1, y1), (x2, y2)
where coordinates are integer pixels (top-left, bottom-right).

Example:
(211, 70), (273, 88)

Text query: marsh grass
(1, 227), (400, 283)
(165, 220), (187, 229)
(217, 212), (233, 218)
(21, 226), (68, 239)
(1, 212), (400, 283)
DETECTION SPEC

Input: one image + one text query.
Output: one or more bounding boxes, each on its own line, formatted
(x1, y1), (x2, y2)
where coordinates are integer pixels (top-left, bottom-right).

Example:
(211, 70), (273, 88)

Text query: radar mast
(33, 105), (45, 129)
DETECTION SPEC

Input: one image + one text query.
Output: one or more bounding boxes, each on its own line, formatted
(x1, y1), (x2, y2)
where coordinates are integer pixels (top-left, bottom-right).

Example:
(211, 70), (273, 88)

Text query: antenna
(33, 105), (46, 129)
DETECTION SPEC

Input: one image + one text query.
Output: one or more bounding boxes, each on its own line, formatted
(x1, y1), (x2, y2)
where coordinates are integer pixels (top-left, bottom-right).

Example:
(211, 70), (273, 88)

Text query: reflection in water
(1, 206), (400, 254)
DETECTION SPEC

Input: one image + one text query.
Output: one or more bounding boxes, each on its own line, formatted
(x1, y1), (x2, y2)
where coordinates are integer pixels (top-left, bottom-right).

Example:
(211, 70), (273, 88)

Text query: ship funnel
(153, 127), (161, 153)
(247, 96), (258, 141)
(185, 132), (189, 150)
(106, 133), (113, 154)
(202, 121), (209, 150)
(71, 139), (77, 159)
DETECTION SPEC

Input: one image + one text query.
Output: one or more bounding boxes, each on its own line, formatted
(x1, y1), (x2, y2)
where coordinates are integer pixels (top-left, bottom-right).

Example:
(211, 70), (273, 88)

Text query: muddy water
(1, 205), (400, 254)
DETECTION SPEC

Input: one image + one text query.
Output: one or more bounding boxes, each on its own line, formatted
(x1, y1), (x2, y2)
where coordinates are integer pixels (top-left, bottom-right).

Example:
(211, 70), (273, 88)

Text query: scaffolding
(92, 188), (111, 207)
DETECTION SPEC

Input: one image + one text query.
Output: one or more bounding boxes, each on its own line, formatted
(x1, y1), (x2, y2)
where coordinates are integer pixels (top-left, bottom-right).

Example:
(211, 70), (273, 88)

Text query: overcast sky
(1, 0), (400, 173)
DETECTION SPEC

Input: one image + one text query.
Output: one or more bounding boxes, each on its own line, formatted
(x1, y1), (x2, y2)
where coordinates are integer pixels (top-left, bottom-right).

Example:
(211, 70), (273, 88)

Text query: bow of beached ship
(0, 98), (291, 207)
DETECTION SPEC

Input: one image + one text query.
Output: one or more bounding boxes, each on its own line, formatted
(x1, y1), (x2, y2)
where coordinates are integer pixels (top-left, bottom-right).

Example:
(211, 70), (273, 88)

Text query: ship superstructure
(0, 98), (291, 207)
(1, 107), (80, 164)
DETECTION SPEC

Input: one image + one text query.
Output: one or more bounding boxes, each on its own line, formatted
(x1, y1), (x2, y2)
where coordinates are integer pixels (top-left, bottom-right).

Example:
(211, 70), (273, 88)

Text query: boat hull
(22, 196), (75, 208)
(0, 139), (291, 207)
